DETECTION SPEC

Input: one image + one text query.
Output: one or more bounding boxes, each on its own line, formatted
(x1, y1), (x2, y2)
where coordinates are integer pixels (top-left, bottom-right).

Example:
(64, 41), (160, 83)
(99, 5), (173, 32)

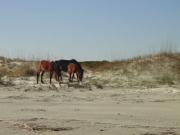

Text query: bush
(155, 72), (175, 85)
(12, 63), (36, 77)
(91, 80), (103, 89)
(0, 67), (8, 77)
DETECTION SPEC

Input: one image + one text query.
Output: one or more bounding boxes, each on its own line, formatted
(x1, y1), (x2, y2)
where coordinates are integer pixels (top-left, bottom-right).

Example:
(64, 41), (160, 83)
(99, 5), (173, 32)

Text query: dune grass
(0, 52), (180, 88)
(0, 57), (37, 77)
(82, 52), (180, 87)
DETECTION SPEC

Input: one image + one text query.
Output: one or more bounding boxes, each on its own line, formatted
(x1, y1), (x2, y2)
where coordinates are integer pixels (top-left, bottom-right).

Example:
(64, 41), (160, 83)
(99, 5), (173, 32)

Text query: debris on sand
(14, 122), (75, 132)
(0, 76), (14, 86)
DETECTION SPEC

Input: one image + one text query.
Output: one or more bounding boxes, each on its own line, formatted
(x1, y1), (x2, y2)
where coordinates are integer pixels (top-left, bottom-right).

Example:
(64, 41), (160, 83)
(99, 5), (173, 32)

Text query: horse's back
(55, 59), (72, 72)
(55, 59), (83, 72)
(38, 60), (53, 71)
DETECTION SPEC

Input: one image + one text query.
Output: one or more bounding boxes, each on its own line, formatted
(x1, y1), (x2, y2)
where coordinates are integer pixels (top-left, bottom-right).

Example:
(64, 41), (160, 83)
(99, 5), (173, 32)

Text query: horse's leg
(59, 71), (62, 81)
(50, 71), (53, 84)
(68, 73), (70, 82)
(75, 73), (78, 81)
(41, 71), (45, 84)
(58, 72), (63, 85)
(55, 71), (58, 81)
(72, 73), (74, 82)
(77, 73), (80, 82)
(68, 73), (72, 82)
(37, 71), (40, 84)
(55, 72), (58, 81)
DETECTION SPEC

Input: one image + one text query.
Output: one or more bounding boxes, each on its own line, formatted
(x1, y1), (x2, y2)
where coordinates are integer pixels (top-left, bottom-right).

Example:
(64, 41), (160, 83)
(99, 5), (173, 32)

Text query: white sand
(0, 77), (180, 135)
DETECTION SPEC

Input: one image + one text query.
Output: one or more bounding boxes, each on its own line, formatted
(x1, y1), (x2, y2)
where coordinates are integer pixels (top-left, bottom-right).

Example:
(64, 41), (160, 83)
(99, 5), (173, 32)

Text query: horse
(36, 60), (55, 84)
(67, 63), (83, 82)
(54, 59), (84, 82)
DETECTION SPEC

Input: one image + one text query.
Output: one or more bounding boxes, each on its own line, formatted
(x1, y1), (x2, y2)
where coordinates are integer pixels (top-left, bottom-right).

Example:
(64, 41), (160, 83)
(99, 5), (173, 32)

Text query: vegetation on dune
(0, 57), (37, 77)
(82, 52), (180, 88)
(0, 52), (180, 88)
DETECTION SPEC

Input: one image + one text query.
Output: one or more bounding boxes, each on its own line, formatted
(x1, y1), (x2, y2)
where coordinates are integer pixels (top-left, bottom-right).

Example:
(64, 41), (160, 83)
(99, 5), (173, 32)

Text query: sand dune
(0, 53), (180, 134)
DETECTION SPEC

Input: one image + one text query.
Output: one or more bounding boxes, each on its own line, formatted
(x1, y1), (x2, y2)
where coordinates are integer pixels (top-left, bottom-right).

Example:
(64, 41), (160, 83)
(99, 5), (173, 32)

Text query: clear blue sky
(0, 0), (180, 61)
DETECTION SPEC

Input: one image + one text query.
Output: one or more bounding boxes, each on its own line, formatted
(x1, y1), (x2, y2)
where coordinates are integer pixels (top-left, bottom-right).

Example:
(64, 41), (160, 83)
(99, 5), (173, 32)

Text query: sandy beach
(0, 77), (180, 135)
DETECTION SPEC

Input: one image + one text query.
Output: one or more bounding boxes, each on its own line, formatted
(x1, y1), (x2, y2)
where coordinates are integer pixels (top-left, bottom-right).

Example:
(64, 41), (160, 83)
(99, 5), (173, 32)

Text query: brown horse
(36, 60), (55, 84)
(67, 63), (84, 82)
(54, 59), (84, 83)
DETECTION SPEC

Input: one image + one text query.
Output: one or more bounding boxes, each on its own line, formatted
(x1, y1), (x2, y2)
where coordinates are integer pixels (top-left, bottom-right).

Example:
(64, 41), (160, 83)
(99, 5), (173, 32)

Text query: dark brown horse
(67, 63), (83, 82)
(54, 59), (84, 82)
(36, 60), (55, 84)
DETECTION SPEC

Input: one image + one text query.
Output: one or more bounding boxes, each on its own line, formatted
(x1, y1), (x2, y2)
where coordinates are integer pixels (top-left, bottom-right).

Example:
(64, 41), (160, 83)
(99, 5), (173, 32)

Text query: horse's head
(79, 69), (84, 81)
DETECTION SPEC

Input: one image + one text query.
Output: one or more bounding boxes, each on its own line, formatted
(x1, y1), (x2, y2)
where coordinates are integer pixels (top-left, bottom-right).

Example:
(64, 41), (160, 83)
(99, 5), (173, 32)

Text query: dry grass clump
(90, 79), (104, 89)
(0, 67), (8, 77)
(81, 61), (110, 71)
(86, 52), (180, 88)
(0, 57), (37, 77)
(155, 72), (175, 85)
(11, 62), (37, 77)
